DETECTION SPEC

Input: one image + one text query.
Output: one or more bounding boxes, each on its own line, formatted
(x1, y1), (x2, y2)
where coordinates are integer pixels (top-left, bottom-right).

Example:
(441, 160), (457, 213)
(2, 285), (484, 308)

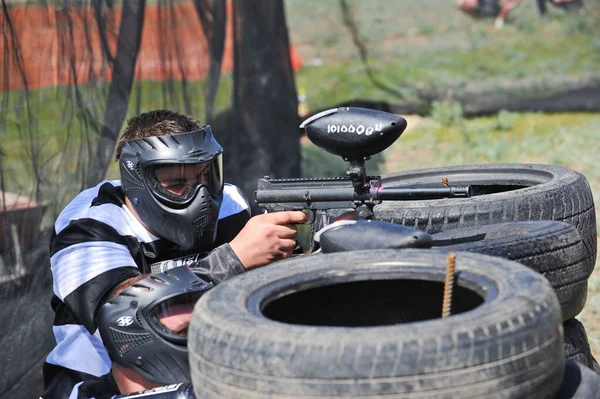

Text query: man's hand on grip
(230, 211), (308, 269)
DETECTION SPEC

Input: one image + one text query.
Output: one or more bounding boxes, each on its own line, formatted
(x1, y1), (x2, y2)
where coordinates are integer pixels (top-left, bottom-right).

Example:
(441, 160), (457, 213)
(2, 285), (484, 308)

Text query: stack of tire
(188, 164), (600, 398)
(375, 164), (598, 374)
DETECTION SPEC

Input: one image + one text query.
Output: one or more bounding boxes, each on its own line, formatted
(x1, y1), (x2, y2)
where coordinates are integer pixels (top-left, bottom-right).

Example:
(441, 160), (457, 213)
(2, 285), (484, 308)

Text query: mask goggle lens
(147, 155), (223, 203)
(148, 291), (204, 342)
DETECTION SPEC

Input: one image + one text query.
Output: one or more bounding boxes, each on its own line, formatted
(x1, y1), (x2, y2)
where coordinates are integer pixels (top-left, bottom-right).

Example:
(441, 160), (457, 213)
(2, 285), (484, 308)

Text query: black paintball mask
(97, 266), (213, 385)
(119, 126), (224, 249)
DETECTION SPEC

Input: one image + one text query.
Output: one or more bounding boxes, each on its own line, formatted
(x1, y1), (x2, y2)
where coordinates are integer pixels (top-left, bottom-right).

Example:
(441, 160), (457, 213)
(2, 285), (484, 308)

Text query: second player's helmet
(97, 266), (213, 384)
(119, 126), (223, 249)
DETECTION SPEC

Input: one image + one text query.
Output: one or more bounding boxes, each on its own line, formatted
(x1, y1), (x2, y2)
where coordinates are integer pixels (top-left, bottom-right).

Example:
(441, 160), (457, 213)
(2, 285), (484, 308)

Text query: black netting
(0, 0), (300, 395)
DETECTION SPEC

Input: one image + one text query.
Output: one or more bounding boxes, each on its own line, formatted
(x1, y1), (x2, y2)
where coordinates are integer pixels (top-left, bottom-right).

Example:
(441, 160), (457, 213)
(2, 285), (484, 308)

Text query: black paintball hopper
(316, 220), (433, 253)
(300, 107), (407, 161)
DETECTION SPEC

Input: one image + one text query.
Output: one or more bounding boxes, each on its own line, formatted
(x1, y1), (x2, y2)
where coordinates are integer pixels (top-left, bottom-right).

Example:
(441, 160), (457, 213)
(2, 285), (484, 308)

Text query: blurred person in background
(535, 0), (585, 17)
(456, 0), (502, 19)
(456, 0), (585, 27)
(41, 110), (307, 398)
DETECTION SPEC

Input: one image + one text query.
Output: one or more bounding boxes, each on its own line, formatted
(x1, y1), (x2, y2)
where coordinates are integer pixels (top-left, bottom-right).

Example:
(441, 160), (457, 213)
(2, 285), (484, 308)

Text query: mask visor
(146, 154), (223, 205)
(147, 291), (204, 344)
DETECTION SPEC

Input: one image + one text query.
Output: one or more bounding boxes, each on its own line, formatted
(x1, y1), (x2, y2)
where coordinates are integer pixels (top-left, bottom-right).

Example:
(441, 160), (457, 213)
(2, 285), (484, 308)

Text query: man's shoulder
(64, 180), (122, 204)
(55, 180), (128, 233)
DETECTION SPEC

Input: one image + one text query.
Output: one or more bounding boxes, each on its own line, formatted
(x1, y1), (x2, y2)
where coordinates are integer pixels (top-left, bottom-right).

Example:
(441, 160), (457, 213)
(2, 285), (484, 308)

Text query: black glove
(113, 383), (196, 398)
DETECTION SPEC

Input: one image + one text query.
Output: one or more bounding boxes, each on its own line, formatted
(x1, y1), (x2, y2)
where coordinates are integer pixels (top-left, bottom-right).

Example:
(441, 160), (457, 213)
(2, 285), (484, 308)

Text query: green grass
(386, 111), (600, 176)
(287, 0), (600, 110)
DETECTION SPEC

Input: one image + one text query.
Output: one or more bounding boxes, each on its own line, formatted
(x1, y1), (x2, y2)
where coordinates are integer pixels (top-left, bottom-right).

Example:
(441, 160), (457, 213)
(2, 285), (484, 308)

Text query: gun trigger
(305, 210), (316, 224)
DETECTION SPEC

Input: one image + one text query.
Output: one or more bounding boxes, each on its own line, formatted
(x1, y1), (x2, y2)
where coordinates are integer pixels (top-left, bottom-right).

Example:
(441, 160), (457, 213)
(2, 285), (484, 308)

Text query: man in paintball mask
(41, 110), (307, 398)
(96, 266), (209, 398)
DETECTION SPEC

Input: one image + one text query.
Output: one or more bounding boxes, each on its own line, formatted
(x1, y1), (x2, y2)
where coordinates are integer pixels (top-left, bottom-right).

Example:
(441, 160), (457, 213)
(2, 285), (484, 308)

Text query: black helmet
(119, 126), (223, 249)
(97, 266), (213, 385)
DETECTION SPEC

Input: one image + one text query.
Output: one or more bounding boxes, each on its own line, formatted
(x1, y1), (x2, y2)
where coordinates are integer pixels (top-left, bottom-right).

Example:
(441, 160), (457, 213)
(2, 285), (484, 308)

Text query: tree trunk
(88, 0), (146, 186)
(227, 0), (300, 197)
(193, 0), (227, 122)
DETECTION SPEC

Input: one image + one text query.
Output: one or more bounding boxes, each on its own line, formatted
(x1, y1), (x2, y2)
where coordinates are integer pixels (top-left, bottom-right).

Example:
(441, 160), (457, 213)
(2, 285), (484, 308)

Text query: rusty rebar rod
(442, 252), (456, 318)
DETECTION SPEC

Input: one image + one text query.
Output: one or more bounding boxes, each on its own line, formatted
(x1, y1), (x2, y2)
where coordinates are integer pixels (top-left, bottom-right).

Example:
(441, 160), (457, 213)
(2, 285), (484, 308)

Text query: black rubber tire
(563, 319), (599, 372)
(554, 360), (600, 399)
(189, 249), (565, 398)
(374, 164), (597, 267)
(431, 221), (592, 321)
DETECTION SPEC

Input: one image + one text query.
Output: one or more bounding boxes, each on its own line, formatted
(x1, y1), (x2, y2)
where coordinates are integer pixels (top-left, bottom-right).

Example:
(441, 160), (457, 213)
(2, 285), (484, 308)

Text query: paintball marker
(255, 107), (471, 251)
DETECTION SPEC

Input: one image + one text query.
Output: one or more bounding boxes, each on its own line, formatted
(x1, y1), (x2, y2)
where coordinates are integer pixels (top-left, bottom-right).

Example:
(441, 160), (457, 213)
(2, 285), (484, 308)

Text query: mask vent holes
(135, 312), (145, 326)
(132, 284), (152, 291)
(109, 329), (153, 356)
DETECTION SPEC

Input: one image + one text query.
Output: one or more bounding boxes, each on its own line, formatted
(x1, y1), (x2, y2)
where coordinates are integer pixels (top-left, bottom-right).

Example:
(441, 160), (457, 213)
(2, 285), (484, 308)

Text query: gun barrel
(256, 187), (358, 203)
(376, 185), (471, 200)
(256, 183), (472, 206)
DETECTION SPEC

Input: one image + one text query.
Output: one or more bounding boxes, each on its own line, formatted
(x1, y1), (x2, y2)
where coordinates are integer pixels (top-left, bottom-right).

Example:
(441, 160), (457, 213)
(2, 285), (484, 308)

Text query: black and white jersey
(41, 180), (251, 399)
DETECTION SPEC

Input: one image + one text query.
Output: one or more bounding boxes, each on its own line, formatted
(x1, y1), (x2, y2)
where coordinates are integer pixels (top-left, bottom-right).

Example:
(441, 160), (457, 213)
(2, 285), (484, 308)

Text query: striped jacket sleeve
(50, 217), (141, 333)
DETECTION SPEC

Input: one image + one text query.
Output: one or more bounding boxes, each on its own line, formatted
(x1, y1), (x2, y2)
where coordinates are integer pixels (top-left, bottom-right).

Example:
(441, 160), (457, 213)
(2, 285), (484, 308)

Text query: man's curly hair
(114, 110), (204, 160)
